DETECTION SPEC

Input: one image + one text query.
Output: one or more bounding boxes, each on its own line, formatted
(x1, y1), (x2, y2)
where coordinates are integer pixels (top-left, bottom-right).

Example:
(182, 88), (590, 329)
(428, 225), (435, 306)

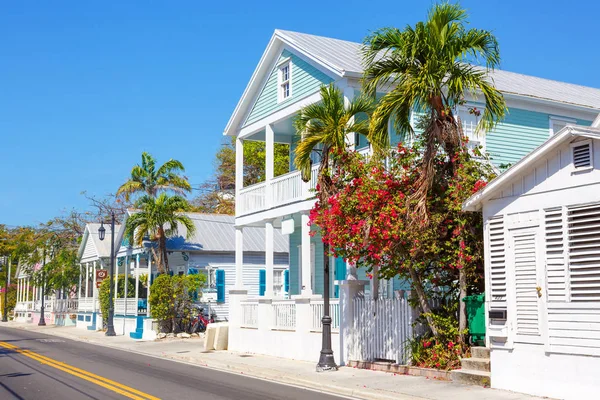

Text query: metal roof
(276, 29), (600, 110)
(77, 222), (123, 260)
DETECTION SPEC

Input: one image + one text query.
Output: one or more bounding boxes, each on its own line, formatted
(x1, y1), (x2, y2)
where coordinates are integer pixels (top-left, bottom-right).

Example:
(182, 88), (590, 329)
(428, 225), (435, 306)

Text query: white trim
(549, 116), (577, 136)
(463, 126), (600, 211)
(277, 59), (292, 103)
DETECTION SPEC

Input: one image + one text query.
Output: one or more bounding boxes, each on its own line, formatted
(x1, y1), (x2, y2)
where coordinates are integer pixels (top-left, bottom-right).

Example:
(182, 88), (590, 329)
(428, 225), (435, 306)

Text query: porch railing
(238, 183), (267, 215)
(114, 298), (138, 316)
(78, 298), (96, 312)
(240, 302), (258, 328)
(272, 300), (296, 330)
(310, 299), (340, 332)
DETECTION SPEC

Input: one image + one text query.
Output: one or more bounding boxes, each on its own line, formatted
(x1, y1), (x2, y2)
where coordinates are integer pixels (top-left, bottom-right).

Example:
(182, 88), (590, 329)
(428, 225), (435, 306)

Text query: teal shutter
(259, 269), (266, 296)
(334, 257), (346, 298)
(284, 270), (290, 295)
(216, 269), (225, 303)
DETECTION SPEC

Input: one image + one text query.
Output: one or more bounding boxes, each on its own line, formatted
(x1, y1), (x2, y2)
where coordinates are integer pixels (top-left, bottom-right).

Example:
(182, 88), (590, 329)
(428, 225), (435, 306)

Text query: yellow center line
(0, 341), (160, 400)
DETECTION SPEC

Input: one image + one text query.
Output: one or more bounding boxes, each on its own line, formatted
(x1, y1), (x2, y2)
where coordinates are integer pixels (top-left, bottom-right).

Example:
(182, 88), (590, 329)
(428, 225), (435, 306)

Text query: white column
(135, 254), (140, 315)
(301, 212), (313, 296)
(124, 256), (129, 319)
(25, 278), (29, 302)
(235, 226), (244, 288)
(265, 219), (274, 297)
(85, 263), (89, 299)
(265, 124), (274, 209)
(147, 253), (152, 316)
(343, 85), (356, 150)
(235, 137), (244, 216)
(17, 279), (20, 303)
(114, 258), (119, 303)
(78, 264), (82, 299)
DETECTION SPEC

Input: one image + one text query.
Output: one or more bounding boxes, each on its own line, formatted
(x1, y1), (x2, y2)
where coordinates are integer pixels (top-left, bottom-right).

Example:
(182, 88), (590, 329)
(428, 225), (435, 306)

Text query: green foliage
(148, 273), (206, 333)
(124, 193), (196, 273)
(116, 152), (192, 202)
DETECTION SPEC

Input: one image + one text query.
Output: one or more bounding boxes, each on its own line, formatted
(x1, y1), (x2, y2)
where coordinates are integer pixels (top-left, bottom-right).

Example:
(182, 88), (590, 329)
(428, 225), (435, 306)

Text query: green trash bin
(463, 293), (485, 346)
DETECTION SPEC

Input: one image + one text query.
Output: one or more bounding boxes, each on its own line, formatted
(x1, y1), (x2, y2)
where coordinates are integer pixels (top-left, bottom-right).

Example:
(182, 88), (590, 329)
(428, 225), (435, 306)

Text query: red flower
(448, 341), (454, 349)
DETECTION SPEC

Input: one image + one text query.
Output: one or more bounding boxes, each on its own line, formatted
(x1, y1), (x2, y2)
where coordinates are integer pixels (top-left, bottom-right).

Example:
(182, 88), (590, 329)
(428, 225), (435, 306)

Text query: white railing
(114, 298), (138, 316)
(78, 298), (95, 312)
(241, 302), (258, 328)
(310, 299), (340, 332)
(350, 298), (414, 364)
(68, 298), (78, 311)
(308, 164), (319, 191)
(238, 182), (267, 215)
(271, 171), (304, 207)
(15, 301), (33, 312)
(272, 300), (296, 330)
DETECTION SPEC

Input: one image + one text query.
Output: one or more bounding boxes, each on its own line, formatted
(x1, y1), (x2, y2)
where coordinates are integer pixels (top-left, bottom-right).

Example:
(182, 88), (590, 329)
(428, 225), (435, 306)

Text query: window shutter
(545, 207), (567, 302)
(513, 231), (540, 336)
(216, 269), (225, 303)
(567, 203), (600, 301)
(284, 270), (290, 295)
(488, 217), (507, 310)
(572, 142), (592, 169)
(259, 269), (266, 296)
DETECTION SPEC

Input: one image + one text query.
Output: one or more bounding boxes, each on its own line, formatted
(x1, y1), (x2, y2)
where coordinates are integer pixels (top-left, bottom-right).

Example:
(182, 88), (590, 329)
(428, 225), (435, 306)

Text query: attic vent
(572, 141), (592, 170)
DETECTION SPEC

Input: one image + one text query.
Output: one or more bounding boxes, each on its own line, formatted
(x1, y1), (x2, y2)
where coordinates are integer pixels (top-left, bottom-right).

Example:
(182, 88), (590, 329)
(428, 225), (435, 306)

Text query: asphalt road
(0, 326), (347, 400)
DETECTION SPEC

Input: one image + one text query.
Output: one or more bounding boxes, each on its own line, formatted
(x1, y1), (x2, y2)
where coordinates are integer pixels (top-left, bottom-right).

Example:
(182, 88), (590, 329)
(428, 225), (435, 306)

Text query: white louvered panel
(545, 207), (567, 302)
(488, 217), (506, 309)
(568, 203), (600, 301)
(514, 232), (540, 335)
(572, 142), (592, 169)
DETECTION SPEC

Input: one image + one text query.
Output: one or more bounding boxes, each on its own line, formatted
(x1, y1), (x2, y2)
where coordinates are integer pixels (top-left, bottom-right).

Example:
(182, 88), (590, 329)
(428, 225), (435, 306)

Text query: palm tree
(362, 2), (506, 339)
(117, 152), (192, 202)
(124, 193), (196, 273)
(294, 83), (376, 369)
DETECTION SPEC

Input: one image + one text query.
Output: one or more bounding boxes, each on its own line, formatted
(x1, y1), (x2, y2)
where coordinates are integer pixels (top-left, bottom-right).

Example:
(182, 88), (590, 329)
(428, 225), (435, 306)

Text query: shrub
(149, 273), (206, 333)
(99, 274), (145, 324)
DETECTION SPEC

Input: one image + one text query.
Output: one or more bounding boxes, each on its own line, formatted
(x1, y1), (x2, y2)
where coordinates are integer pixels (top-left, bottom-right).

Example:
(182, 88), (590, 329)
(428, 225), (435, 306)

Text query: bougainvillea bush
(309, 137), (495, 368)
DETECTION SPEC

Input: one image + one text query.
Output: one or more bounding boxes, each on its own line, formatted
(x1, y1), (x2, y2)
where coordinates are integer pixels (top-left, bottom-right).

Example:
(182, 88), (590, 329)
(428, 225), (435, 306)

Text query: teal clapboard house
(225, 29), (600, 303)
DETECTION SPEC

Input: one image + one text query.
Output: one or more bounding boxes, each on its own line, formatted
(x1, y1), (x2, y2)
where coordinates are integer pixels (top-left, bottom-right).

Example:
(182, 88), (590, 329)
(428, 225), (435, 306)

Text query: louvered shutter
(567, 203), (600, 301)
(545, 207), (567, 302)
(283, 270), (290, 296)
(259, 269), (266, 297)
(513, 231), (540, 336)
(489, 217), (507, 310)
(572, 141), (592, 169)
(216, 269), (225, 303)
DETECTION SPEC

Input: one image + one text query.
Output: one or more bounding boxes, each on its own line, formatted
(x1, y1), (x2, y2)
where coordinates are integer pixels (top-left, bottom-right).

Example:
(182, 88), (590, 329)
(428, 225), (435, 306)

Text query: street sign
(96, 269), (108, 281)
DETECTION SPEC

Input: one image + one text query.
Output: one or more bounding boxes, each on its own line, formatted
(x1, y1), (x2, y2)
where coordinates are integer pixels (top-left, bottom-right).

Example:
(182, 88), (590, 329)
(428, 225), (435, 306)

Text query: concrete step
(471, 346), (490, 359)
(451, 369), (491, 387)
(460, 357), (490, 372)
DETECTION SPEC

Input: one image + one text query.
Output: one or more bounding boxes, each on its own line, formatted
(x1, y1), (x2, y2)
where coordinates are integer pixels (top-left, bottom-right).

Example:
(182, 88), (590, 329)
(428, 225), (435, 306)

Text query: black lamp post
(38, 247), (48, 326)
(316, 254), (338, 372)
(0, 256), (8, 322)
(98, 212), (116, 337)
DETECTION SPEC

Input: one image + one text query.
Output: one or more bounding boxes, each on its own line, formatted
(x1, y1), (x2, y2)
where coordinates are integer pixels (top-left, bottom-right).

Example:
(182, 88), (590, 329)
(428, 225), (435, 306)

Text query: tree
(124, 193), (196, 273)
(294, 83), (377, 368)
(362, 2), (506, 337)
(309, 138), (494, 338)
(191, 137), (290, 215)
(116, 152), (192, 202)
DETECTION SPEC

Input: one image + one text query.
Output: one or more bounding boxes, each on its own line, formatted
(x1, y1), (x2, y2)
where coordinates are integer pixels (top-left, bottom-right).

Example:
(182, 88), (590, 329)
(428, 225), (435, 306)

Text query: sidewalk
(3, 322), (545, 400)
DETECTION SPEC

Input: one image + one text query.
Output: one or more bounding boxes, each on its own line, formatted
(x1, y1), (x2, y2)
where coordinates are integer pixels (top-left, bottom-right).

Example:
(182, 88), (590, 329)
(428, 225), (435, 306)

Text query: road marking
(37, 339), (65, 343)
(0, 341), (160, 400)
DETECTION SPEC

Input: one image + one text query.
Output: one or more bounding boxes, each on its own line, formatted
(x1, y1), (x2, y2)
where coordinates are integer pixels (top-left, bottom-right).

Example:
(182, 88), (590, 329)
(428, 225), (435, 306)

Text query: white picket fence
(241, 302), (258, 328)
(310, 300), (340, 332)
(349, 298), (415, 365)
(272, 300), (296, 330)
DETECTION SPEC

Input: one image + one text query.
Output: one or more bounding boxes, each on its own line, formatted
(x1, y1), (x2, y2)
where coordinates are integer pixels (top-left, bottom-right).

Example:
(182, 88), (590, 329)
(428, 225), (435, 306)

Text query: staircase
(451, 347), (490, 386)
(129, 316), (144, 339)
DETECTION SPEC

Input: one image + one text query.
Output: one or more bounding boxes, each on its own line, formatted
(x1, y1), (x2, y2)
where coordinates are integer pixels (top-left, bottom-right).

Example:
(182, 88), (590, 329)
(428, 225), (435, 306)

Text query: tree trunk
(458, 267), (467, 343)
(408, 267), (438, 337)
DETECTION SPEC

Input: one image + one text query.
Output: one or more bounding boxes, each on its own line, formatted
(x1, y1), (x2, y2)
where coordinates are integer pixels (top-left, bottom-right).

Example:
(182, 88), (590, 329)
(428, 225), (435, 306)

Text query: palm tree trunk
(408, 267), (439, 337)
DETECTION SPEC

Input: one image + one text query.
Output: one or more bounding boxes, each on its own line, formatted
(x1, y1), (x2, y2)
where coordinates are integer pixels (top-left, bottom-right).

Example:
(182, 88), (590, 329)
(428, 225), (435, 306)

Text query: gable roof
(77, 222), (123, 261)
(120, 211), (289, 254)
(463, 125), (600, 212)
(225, 29), (600, 136)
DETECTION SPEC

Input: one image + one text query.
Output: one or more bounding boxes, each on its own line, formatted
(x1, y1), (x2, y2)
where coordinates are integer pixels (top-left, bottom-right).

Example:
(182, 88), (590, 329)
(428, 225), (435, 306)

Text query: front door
(509, 227), (545, 344)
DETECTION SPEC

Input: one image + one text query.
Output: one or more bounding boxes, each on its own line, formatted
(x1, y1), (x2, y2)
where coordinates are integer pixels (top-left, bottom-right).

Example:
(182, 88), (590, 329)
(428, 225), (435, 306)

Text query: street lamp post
(38, 247), (47, 326)
(0, 256), (9, 322)
(98, 212), (116, 337)
(316, 256), (338, 372)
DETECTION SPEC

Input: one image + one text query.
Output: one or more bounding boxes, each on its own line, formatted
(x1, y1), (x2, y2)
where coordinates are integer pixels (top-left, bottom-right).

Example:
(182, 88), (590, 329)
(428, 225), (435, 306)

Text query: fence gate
(349, 298), (415, 364)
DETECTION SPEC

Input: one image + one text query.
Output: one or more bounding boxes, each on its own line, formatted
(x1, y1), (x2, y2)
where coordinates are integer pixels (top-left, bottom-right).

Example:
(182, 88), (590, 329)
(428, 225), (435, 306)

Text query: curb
(4, 324), (419, 400)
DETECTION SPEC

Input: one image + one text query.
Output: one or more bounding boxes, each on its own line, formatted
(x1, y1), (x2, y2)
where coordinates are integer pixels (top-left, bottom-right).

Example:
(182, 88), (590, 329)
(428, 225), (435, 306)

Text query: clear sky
(2, 1), (599, 227)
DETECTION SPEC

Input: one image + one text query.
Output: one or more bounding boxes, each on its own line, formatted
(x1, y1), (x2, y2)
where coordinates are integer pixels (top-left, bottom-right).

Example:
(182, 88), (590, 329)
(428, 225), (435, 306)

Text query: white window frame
(549, 116), (577, 136)
(456, 105), (486, 154)
(277, 58), (292, 103)
(570, 139), (593, 172)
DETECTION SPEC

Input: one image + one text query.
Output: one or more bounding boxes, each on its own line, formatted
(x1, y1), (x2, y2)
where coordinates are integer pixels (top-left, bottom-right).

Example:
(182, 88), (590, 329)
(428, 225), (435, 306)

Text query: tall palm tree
(117, 152), (192, 202)
(294, 83), (376, 370)
(362, 2), (506, 339)
(363, 2), (506, 215)
(124, 193), (196, 273)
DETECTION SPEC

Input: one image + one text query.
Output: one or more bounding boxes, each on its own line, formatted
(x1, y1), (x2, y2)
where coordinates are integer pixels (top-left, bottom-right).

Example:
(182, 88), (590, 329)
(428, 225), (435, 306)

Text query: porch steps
(129, 316), (144, 340)
(451, 346), (490, 387)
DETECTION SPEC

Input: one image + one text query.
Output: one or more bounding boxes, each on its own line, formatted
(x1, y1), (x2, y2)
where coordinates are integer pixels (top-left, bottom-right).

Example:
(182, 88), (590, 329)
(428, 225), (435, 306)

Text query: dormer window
(278, 60), (291, 102)
(571, 140), (592, 171)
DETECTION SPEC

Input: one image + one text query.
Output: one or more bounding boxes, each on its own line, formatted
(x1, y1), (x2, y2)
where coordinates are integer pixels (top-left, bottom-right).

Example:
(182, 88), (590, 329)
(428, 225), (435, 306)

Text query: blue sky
(2, 1), (600, 227)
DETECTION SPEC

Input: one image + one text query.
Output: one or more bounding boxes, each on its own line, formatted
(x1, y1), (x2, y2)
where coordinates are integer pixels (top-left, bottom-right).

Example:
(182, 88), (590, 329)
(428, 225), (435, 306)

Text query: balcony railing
(238, 164), (320, 216)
